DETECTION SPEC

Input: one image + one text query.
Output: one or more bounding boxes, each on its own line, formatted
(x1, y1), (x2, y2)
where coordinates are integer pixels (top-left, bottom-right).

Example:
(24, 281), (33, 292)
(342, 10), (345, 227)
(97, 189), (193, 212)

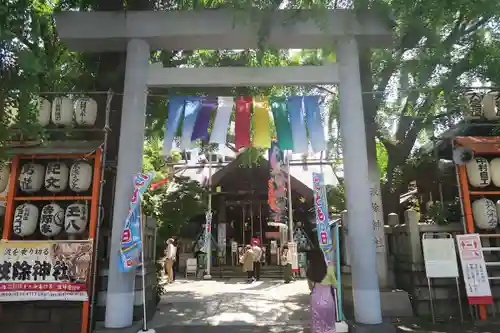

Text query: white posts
(337, 37), (382, 325)
(104, 39), (150, 328)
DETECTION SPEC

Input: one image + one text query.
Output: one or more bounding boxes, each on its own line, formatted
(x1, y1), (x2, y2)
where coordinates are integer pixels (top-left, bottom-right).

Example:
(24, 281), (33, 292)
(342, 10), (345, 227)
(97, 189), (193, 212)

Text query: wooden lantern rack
(1, 149), (103, 333)
(0, 91), (112, 333)
(455, 136), (500, 320)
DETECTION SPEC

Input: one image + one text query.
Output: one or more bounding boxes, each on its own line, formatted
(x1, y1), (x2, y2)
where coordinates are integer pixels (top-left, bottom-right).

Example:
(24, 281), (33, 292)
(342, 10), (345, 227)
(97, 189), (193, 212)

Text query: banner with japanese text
(118, 172), (155, 272)
(268, 141), (287, 225)
(0, 240), (92, 301)
(312, 172), (333, 263)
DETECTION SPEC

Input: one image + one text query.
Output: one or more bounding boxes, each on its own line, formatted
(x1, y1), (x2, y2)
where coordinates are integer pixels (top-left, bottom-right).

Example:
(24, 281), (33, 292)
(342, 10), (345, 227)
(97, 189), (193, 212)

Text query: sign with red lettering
(0, 241), (92, 301)
(456, 234), (493, 305)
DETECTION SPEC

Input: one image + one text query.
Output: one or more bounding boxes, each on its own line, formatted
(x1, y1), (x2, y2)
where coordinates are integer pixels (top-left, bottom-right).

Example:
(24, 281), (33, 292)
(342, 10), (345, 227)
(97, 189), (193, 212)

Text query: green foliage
(140, 137), (206, 246)
(425, 199), (461, 225)
(143, 177), (207, 245)
(376, 140), (388, 181)
(326, 183), (346, 213)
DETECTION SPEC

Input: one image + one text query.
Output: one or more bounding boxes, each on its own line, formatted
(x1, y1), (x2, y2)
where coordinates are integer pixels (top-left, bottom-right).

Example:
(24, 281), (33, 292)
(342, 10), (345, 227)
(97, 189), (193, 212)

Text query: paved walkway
(150, 279), (311, 327)
(96, 279), (500, 332)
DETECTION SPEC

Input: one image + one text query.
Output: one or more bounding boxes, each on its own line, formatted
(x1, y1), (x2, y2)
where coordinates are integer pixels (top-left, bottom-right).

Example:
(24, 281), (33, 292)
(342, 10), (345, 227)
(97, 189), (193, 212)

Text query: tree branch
(464, 17), (491, 35)
(226, 143), (238, 153)
(315, 85), (335, 95)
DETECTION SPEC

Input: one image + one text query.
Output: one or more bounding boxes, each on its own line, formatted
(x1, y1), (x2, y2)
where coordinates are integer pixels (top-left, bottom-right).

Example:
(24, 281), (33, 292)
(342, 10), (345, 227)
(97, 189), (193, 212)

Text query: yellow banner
(252, 96), (271, 148)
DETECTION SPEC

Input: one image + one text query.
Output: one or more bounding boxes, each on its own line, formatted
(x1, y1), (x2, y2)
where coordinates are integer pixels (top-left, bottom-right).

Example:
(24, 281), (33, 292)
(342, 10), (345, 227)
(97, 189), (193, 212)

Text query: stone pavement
(96, 279), (500, 333)
(150, 278), (311, 327)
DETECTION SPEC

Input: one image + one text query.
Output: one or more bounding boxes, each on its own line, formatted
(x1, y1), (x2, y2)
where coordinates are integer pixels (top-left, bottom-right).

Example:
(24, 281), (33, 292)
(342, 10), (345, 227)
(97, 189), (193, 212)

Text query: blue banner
(312, 172), (333, 262)
(162, 96), (186, 156)
(118, 172), (155, 272)
(304, 96), (326, 153)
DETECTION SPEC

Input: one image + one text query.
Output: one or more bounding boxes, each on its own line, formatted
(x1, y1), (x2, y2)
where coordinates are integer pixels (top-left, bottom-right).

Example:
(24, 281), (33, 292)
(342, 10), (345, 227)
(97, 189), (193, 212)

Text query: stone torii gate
(55, 9), (393, 332)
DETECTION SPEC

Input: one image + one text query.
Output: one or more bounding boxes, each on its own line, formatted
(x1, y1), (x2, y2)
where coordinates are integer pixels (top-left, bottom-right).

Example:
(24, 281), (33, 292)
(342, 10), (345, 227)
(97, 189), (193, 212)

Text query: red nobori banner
(0, 240), (92, 301)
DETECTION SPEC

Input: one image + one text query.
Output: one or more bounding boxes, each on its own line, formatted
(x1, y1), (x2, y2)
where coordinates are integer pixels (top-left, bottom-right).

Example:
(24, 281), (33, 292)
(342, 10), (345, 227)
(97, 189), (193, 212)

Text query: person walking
(306, 249), (337, 333)
(240, 245), (255, 283)
(172, 238), (179, 281)
(251, 240), (262, 281)
(164, 238), (177, 283)
(281, 244), (293, 283)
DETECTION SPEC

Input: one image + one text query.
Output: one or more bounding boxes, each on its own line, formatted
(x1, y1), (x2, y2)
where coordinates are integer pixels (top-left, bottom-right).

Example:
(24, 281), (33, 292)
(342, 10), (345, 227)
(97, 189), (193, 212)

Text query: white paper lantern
(464, 91), (483, 120)
(490, 158), (500, 187)
(74, 98), (98, 126)
(466, 157), (491, 188)
(482, 91), (500, 120)
(44, 162), (69, 193)
(37, 97), (51, 126)
(0, 162), (9, 193)
(39, 203), (64, 237)
(65, 203), (89, 234)
(19, 163), (45, 193)
(13, 203), (39, 237)
(69, 161), (93, 193)
(472, 198), (498, 230)
(51, 96), (73, 126)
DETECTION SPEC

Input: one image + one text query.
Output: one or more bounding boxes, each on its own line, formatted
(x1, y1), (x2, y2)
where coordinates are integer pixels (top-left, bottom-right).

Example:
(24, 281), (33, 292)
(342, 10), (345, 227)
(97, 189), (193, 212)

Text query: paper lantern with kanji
(74, 98), (98, 126)
(39, 203), (64, 237)
(19, 163), (45, 193)
(464, 91), (484, 120)
(13, 203), (39, 237)
(490, 158), (500, 187)
(472, 198), (498, 230)
(51, 96), (73, 126)
(0, 162), (9, 193)
(37, 97), (51, 126)
(65, 203), (88, 235)
(483, 91), (500, 120)
(466, 157), (491, 188)
(44, 162), (69, 193)
(69, 161), (92, 193)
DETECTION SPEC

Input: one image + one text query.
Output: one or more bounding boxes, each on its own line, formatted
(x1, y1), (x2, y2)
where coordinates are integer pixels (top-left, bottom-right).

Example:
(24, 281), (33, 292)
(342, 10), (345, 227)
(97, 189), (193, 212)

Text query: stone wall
(340, 210), (500, 320)
(0, 301), (82, 333)
(340, 209), (500, 320)
(387, 212), (465, 318)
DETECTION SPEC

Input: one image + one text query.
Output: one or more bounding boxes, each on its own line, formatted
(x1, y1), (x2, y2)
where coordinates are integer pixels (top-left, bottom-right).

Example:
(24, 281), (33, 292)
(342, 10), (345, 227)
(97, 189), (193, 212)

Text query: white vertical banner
(217, 223), (226, 263)
(288, 241), (299, 273)
(200, 211), (213, 253)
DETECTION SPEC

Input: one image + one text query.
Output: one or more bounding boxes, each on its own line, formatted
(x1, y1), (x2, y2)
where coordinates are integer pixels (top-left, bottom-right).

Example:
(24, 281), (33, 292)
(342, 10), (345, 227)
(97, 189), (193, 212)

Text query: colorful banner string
(253, 96), (271, 148)
(162, 96), (185, 156)
(235, 96), (252, 150)
(162, 95), (326, 155)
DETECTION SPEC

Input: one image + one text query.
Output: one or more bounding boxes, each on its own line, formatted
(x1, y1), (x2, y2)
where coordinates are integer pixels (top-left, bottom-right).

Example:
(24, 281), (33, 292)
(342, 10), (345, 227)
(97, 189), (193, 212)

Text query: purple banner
(192, 98), (217, 141)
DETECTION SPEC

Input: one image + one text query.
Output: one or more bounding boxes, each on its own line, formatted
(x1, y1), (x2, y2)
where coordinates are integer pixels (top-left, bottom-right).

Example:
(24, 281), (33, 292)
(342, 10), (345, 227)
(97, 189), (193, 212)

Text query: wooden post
(2, 157), (20, 240)
(81, 148), (103, 333)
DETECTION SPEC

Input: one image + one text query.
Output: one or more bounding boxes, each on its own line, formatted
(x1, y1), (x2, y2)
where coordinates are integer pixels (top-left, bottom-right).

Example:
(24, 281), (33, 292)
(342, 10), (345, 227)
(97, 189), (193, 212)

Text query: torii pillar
(55, 9), (394, 332)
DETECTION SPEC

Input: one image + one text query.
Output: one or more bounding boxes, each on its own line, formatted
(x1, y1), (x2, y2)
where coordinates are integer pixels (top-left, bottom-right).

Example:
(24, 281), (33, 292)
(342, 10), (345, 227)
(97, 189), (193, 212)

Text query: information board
(422, 236), (459, 278)
(456, 234), (493, 305)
